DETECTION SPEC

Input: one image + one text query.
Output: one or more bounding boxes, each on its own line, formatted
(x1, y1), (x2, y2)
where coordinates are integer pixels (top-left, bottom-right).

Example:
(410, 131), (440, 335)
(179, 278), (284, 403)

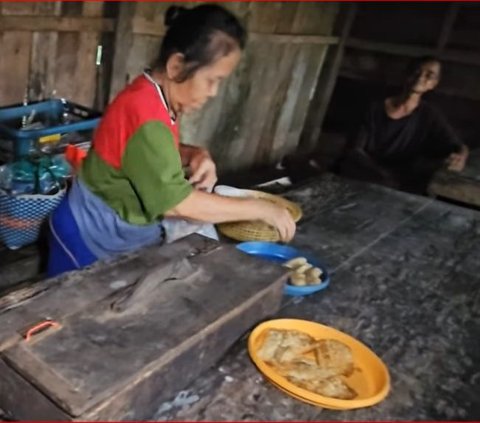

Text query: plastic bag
(162, 218), (218, 244)
(0, 156), (70, 195)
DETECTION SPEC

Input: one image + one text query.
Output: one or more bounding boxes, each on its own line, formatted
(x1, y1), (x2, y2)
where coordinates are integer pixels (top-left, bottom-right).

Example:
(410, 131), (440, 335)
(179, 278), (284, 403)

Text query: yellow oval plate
(248, 319), (390, 410)
(266, 376), (347, 410)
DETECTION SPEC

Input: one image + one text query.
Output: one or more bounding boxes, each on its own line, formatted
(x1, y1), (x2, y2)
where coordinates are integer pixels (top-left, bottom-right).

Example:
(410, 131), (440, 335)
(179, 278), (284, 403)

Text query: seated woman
(340, 56), (469, 193)
(48, 4), (296, 277)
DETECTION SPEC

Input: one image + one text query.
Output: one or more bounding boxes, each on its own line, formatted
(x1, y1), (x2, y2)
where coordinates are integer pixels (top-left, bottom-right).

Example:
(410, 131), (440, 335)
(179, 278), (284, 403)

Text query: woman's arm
(123, 128), (294, 240)
(165, 190), (296, 242)
(427, 107), (469, 172)
(446, 144), (469, 172)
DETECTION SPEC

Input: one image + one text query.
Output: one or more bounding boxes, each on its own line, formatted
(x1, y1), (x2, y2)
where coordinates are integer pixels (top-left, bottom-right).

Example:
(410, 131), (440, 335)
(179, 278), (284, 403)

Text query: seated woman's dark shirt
(354, 100), (462, 166)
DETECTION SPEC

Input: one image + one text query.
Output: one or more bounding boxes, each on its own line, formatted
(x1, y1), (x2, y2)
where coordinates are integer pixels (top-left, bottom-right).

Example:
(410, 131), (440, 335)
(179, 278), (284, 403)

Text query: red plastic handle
(25, 320), (60, 342)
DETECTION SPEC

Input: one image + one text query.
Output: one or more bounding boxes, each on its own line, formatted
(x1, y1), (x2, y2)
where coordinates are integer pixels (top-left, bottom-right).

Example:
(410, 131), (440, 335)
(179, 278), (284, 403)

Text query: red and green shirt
(79, 75), (193, 225)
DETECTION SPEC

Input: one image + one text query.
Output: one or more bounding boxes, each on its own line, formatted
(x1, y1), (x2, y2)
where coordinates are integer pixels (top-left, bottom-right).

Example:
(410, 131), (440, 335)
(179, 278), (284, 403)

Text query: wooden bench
(428, 149), (480, 208)
(0, 234), (286, 420)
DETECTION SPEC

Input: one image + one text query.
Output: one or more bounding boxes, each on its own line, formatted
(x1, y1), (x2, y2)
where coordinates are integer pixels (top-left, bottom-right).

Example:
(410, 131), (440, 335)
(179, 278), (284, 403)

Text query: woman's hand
(446, 145), (469, 172)
(188, 149), (217, 191)
(180, 144), (218, 191)
(257, 200), (296, 243)
(167, 191), (296, 243)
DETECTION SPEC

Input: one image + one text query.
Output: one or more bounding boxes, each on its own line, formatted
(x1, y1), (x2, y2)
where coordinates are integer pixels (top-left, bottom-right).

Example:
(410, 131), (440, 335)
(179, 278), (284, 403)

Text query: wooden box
(0, 235), (286, 420)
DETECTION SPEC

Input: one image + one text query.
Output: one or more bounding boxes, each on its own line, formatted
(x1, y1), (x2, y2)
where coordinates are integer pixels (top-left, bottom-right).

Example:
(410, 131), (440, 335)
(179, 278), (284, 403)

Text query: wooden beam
(109, 2), (137, 101)
(436, 3), (460, 52)
(346, 37), (480, 67)
(0, 31), (31, 104)
(132, 16), (339, 45)
(298, 4), (357, 152)
(27, 3), (61, 101)
(0, 16), (114, 33)
(339, 68), (480, 103)
(132, 16), (165, 38)
(249, 33), (339, 45)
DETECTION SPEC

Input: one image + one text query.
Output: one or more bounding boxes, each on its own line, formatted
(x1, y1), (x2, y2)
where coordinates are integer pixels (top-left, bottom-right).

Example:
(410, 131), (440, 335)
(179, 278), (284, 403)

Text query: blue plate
(236, 242), (330, 296)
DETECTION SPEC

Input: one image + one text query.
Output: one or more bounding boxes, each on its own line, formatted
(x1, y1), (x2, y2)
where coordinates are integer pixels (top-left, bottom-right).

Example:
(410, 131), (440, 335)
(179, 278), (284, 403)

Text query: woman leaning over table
(47, 4), (296, 277)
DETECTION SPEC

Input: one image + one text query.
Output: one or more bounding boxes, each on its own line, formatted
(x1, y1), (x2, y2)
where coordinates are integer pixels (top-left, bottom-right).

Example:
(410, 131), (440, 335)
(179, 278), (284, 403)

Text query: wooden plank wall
(0, 1), (113, 108)
(0, 1), (340, 171)
(109, 2), (339, 172)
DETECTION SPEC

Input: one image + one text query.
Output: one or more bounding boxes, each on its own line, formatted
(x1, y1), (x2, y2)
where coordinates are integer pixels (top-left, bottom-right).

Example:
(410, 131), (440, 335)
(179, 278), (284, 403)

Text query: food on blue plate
(284, 257), (307, 269)
(295, 263), (313, 274)
(283, 257), (323, 286)
(305, 267), (322, 285)
(257, 328), (357, 400)
(290, 272), (307, 286)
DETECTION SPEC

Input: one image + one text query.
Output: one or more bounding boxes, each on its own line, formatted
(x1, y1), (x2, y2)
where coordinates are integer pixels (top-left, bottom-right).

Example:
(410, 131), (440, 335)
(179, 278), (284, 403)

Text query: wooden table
(156, 174), (480, 421)
(0, 174), (479, 420)
(428, 149), (480, 208)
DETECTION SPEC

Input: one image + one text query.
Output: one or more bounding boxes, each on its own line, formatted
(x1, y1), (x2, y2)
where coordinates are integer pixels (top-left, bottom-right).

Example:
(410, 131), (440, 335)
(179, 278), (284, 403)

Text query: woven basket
(0, 187), (66, 249)
(217, 189), (302, 242)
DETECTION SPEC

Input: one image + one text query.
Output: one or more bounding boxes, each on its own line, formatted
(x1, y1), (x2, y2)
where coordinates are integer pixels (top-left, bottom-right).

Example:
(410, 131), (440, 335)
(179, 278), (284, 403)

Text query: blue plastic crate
(0, 99), (101, 159)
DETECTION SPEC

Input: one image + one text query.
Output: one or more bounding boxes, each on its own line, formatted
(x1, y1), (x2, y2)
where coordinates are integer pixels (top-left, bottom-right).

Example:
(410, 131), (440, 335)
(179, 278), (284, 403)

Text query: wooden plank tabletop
(428, 149), (480, 207)
(154, 174), (480, 421)
(0, 173), (478, 420)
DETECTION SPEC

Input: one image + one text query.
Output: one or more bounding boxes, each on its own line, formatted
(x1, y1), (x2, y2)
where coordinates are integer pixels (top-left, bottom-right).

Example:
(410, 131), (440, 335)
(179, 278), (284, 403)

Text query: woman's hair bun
(165, 6), (187, 27)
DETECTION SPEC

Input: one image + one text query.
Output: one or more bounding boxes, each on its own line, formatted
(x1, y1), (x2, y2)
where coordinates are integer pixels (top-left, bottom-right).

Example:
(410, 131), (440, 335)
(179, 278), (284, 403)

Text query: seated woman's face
(407, 61), (441, 94)
(171, 48), (241, 114)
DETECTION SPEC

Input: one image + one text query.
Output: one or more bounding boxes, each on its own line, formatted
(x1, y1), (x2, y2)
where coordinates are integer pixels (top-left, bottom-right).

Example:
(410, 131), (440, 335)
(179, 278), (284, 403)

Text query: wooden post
(298, 3), (357, 153)
(436, 3), (460, 53)
(109, 2), (137, 101)
(27, 2), (61, 101)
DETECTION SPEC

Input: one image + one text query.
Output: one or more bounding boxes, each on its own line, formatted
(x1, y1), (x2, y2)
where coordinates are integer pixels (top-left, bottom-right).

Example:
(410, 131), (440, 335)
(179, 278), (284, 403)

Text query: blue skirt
(47, 196), (98, 278)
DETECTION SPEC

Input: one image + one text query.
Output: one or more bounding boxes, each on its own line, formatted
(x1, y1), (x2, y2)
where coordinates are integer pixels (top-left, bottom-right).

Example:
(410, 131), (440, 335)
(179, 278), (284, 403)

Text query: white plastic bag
(162, 218), (218, 244)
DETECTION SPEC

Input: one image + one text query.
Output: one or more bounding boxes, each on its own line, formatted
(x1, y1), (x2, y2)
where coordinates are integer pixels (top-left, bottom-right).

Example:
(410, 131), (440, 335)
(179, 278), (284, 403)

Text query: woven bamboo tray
(216, 189), (302, 242)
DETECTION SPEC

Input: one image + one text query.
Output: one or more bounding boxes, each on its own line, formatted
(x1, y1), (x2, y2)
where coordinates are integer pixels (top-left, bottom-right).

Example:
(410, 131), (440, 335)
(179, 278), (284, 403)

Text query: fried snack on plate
(257, 329), (315, 363)
(288, 375), (358, 400)
(275, 357), (338, 381)
(302, 339), (354, 376)
(257, 329), (358, 400)
(257, 329), (285, 362)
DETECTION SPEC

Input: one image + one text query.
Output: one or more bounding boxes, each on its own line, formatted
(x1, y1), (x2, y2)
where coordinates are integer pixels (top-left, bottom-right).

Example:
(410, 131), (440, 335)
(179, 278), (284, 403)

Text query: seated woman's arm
(428, 107), (469, 172)
(447, 144), (469, 172)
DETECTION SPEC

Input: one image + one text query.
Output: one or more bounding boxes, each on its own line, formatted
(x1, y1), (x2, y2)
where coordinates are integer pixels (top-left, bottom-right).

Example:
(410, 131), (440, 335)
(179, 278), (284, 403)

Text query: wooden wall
(0, 1), (339, 172)
(108, 2), (339, 172)
(0, 1), (114, 108)
(323, 2), (480, 151)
